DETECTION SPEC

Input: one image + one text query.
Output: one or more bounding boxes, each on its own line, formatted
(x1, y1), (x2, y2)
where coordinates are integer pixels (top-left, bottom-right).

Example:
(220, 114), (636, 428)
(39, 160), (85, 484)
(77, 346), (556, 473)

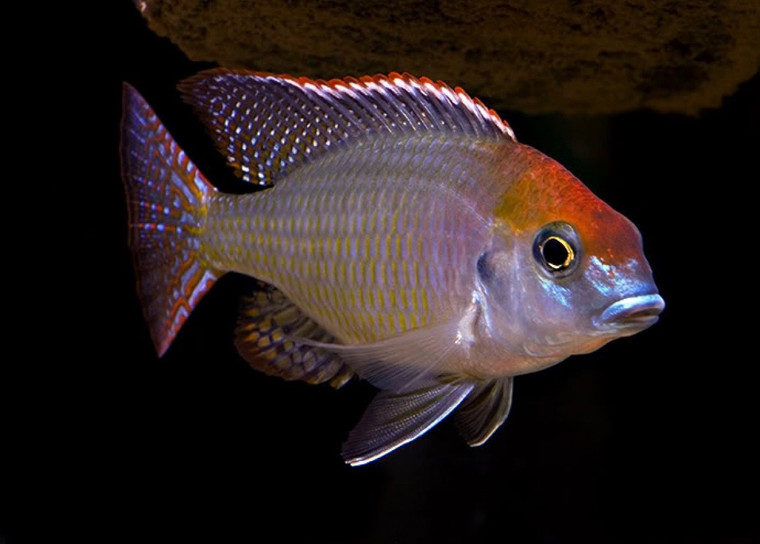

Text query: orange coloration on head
(494, 144), (642, 268)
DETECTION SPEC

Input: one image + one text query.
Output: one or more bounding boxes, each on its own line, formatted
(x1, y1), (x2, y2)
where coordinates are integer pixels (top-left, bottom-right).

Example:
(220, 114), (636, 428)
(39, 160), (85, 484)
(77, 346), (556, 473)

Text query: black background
(5, 2), (758, 542)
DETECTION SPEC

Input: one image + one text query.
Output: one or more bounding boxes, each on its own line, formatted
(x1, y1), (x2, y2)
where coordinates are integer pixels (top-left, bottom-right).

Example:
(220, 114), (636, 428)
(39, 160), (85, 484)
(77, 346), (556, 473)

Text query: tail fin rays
(121, 84), (220, 355)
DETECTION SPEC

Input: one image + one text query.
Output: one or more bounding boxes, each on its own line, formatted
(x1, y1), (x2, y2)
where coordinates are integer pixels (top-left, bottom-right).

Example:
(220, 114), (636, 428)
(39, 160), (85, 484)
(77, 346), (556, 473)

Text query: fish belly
(202, 136), (498, 344)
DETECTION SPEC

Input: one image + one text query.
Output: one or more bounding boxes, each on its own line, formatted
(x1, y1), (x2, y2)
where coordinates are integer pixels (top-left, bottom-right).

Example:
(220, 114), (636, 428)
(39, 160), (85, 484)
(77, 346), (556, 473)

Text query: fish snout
(595, 294), (665, 330)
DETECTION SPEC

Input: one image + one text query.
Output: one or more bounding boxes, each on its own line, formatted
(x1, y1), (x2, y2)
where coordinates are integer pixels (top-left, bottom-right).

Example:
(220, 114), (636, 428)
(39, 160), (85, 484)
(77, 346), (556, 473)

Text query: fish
(120, 69), (664, 466)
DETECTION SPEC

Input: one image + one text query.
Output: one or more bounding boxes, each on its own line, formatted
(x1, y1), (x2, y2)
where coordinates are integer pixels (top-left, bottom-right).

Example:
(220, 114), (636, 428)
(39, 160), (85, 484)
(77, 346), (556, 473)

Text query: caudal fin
(120, 84), (220, 355)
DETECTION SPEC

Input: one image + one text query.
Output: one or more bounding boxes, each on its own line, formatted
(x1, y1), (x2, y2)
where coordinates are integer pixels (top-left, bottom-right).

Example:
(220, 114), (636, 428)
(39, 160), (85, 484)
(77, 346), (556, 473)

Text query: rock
(136, 0), (760, 114)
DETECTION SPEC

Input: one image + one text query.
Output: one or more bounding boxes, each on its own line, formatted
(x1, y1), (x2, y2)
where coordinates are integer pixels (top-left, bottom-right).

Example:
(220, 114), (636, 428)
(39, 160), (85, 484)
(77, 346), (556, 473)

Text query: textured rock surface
(137, 0), (759, 114)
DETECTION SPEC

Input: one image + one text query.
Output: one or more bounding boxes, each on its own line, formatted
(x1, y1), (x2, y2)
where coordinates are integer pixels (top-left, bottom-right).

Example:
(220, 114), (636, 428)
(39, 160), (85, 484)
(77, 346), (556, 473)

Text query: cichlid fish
(121, 69), (664, 465)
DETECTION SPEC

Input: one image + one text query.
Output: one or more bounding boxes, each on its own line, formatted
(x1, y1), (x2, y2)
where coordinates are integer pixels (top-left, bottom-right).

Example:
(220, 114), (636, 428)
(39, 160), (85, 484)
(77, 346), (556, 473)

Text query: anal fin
(235, 283), (353, 388)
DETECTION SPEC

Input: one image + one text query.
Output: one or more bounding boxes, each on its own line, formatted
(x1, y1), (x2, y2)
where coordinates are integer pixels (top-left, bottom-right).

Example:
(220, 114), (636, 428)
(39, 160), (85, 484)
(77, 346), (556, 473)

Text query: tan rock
(137, 0), (760, 114)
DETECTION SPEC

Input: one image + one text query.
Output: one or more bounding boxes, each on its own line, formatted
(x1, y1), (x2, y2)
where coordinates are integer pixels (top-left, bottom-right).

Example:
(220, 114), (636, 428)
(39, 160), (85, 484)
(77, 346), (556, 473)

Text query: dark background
(4, 2), (758, 542)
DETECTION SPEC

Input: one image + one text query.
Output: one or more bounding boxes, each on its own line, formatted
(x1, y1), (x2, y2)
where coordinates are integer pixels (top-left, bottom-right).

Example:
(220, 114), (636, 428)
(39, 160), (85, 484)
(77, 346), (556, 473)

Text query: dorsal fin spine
(290, 78), (351, 140)
(387, 74), (435, 130)
(416, 78), (459, 132)
(356, 78), (406, 131)
(365, 77), (416, 130)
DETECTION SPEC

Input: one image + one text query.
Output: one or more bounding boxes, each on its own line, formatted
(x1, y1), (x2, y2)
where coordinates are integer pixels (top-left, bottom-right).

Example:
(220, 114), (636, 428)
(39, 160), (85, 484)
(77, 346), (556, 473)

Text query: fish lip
(596, 294), (665, 329)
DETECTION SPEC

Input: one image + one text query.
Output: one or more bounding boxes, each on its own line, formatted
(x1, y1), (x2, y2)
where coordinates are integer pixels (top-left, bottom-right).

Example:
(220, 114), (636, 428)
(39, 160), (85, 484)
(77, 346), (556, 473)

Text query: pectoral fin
(454, 377), (513, 446)
(343, 382), (474, 466)
(295, 320), (462, 394)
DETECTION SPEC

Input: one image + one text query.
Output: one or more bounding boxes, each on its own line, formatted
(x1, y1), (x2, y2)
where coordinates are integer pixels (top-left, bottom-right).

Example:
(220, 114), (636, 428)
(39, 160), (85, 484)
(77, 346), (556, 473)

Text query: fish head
(478, 145), (664, 366)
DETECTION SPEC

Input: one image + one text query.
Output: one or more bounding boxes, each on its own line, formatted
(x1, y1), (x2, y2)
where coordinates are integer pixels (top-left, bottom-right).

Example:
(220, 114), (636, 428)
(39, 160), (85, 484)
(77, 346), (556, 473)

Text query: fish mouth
(596, 294), (665, 330)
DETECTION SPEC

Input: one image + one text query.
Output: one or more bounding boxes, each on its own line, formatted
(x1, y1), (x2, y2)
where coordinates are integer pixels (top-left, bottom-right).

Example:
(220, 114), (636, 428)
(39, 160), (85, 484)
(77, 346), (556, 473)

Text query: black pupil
(543, 238), (569, 268)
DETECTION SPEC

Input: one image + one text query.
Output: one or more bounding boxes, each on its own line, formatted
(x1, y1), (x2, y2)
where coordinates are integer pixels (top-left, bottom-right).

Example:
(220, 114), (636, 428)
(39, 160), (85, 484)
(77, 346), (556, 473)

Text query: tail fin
(120, 83), (220, 355)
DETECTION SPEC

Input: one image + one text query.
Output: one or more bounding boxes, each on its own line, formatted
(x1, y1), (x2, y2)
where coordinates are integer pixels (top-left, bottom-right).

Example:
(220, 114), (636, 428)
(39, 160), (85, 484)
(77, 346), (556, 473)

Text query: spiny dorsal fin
(179, 69), (516, 186)
(454, 378), (513, 447)
(235, 283), (353, 388)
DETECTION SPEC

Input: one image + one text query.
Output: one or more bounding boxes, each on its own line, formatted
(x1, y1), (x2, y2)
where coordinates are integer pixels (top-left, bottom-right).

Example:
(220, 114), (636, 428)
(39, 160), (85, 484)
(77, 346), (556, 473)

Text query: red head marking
(494, 145), (643, 267)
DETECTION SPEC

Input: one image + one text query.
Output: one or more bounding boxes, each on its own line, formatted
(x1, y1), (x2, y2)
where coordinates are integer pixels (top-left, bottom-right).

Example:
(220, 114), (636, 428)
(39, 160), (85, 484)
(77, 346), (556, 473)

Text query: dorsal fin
(235, 283), (353, 388)
(179, 69), (516, 186)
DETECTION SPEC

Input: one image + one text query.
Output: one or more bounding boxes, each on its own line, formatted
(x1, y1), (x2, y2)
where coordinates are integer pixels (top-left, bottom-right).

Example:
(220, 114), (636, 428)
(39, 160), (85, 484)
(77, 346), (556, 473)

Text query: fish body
(121, 70), (664, 464)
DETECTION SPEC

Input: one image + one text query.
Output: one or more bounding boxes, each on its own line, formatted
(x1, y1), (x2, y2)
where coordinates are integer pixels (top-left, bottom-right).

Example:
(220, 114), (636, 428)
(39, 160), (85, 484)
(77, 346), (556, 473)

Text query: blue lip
(597, 294), (665, 327)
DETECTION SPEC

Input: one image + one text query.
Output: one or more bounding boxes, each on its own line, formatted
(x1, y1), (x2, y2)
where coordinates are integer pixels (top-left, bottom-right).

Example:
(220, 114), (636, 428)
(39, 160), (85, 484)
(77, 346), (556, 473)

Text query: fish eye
(533, 222), (581, 277)
(542, 236), (573, 269)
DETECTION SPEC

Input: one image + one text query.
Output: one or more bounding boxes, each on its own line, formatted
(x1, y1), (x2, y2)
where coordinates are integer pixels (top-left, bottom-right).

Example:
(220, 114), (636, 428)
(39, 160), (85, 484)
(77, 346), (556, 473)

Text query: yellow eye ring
(533, 222), (581, 277)
(541, 235), (575, 270)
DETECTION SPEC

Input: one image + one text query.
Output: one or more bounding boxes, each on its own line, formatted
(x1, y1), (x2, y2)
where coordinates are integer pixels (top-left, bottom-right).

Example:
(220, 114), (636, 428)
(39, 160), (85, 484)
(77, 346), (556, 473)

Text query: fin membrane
(179, 69), (515, 186)
(455, 377), (513, 446)
(121, 84), (220, 355)
(235, 283), (353, 388)
(343, 382), (474, 466)
(297, 320), (462, 394)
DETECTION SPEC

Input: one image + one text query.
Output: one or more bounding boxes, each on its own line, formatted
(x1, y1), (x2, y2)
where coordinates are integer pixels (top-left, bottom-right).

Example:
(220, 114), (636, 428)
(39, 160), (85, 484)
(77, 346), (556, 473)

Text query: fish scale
(202, 134), (498, 344)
